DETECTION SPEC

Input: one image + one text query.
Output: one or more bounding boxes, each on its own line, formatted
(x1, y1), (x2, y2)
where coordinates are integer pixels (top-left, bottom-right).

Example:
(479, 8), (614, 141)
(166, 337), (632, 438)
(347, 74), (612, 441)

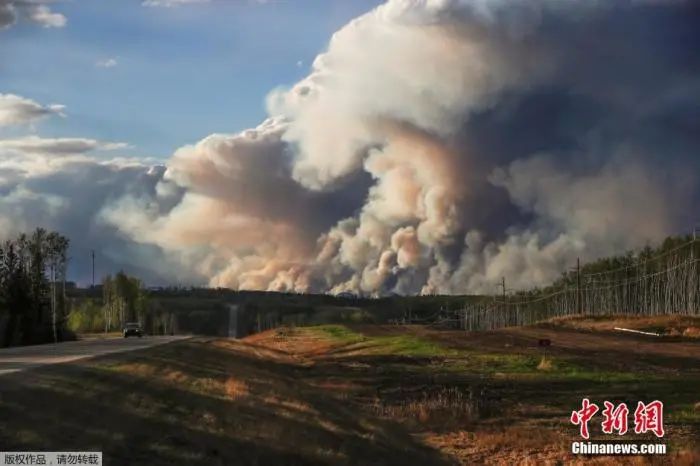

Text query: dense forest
(0, 228), (71, 346)
(525, 235), (700, 297)
(5, 227), (700, 343)
(0, 228), (173, 345)
(66, 271), (148, 334)
(462, 235), (700, 330)
(67, 271), (176, 335)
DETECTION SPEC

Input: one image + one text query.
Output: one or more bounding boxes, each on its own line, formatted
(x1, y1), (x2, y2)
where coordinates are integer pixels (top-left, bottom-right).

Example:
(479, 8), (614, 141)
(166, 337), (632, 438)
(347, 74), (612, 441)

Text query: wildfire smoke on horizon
(3, 0), (699, 295)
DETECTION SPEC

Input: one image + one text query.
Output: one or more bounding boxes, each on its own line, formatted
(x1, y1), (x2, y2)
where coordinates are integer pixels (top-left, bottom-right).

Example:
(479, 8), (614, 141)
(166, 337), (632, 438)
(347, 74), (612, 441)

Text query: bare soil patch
(1, 316), (698, 465)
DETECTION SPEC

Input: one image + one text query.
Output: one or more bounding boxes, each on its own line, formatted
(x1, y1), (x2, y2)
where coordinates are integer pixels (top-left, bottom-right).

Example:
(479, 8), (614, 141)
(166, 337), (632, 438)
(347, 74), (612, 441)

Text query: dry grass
(422, 426), (568, 465)
(548, 314), (700, 338)
(299, 323), (700, 464)
(424, 427), (700, 466)
(1, 335), (458, 465)
(536, 355), (553, 371)
(372, 386), (485, 429)
(3, 320), (699, 465)
(262, 394), (316, 415)
(245, 326), (334, 357)
(223, 377), (249, 400)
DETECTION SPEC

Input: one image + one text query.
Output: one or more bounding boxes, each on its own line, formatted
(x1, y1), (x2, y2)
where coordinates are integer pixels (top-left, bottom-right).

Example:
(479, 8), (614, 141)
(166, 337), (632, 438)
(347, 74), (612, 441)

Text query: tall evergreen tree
(0, 228), (70, 346)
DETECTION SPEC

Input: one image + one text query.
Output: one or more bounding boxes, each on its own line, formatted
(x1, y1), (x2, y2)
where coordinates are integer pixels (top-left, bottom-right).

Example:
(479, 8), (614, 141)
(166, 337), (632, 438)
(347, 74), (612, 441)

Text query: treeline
(0, 228), (71, 346)
(68, 272), (175, 335)
(516, 234), (700, 300)
(461, 234), (700, 331)
(0, 227), (177, 344)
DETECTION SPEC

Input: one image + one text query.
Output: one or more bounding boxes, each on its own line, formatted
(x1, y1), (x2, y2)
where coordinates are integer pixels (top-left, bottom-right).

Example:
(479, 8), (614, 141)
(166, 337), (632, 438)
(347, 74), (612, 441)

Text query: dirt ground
(381, 322), (700, 374)
(0, 317), (698, 465)
(270, 323), (700, 465)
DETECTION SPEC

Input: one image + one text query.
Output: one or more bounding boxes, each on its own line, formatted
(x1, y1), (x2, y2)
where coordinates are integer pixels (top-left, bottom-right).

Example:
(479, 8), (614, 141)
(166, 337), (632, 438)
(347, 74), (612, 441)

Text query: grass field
(0, 316), (698, 465)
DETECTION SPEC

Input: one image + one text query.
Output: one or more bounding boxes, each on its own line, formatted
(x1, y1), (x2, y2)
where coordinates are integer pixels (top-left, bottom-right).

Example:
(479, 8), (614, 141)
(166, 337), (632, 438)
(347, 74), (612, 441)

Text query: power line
(456, 236), (700, 331)
(581, 237), (697, 279)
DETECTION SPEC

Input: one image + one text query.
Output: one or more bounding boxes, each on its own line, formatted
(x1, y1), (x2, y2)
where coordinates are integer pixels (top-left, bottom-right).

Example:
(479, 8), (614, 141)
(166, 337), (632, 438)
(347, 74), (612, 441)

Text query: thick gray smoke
(3, 0), (700, 294)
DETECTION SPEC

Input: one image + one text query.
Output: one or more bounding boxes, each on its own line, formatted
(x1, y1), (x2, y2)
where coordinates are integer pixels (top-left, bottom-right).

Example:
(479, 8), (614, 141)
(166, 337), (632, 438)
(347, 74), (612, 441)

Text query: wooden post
(500, 276), (506, 316)
(576, 257), (582, 315)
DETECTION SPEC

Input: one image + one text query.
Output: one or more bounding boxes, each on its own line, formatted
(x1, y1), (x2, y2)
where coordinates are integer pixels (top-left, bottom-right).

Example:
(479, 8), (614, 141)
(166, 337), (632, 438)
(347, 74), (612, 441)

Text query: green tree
(0, 228), (70, 346)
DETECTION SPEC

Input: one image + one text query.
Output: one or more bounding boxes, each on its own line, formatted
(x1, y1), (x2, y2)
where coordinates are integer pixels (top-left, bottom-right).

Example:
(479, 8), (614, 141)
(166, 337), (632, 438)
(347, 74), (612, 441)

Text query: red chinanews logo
(601, 401), (629, 435)
(571, 399), (664, 439)
(633, 400), (665, 438)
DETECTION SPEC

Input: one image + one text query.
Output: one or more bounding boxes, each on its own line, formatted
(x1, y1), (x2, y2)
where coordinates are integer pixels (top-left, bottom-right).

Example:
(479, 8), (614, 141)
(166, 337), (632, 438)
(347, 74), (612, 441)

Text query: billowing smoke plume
(4, 0), (700, 294)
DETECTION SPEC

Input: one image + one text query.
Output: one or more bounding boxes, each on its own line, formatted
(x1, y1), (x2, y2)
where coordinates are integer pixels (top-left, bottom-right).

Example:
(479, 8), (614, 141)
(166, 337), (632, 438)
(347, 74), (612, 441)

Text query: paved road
(0, 335), (188, 376)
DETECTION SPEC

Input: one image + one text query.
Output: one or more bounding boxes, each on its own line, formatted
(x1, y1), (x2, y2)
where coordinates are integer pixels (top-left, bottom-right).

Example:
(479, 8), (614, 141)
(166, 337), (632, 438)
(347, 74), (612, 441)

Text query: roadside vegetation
(547, 314), (700, 338)
(66, 272), (174, 336)
(0, 228), (71, 346)
(308, 322), (699, 463)
(1, 318), (698, 465)
(0, 228), (171, 345)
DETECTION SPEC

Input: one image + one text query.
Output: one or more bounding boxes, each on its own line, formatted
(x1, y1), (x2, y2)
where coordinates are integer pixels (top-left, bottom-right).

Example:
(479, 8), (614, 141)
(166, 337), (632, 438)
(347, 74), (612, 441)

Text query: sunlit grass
(312, 325), (661, 384)
(369, 335), (457, 357)
(452, 352), (539, 373)
(312, 325), (366, 344)
(313, 325), (458, 357)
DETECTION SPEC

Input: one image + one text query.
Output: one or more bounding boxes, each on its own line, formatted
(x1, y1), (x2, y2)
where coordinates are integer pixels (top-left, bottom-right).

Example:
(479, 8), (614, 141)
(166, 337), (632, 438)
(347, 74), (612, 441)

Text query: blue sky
(0, 0), (382, 158)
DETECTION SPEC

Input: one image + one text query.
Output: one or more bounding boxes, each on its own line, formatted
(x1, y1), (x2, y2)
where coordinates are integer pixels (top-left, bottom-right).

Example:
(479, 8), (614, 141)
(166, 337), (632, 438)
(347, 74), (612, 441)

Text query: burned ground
(0, 316), (698, 465)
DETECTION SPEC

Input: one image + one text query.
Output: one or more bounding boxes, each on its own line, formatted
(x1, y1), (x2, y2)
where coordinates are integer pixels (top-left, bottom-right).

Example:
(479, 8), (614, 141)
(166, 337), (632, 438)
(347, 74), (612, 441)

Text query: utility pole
(51, 262), (57, 343)
(502, 276), (506, 307)
(576, 257), (582, 315)
(91, 249), (95, 289)
(497, 276), (507, 313)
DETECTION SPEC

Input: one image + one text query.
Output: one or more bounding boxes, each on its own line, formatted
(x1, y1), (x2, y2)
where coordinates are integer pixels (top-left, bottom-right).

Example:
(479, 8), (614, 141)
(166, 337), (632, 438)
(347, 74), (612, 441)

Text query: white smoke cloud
(98, 118), (324, 290)
(0, 94), (65, 127)
(0, 136), (129, 155)
(0, 142), (196, 284)
(3, 0), (699, 294)
(90, 0), (697, 294)
(266, 1), (550, 190)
